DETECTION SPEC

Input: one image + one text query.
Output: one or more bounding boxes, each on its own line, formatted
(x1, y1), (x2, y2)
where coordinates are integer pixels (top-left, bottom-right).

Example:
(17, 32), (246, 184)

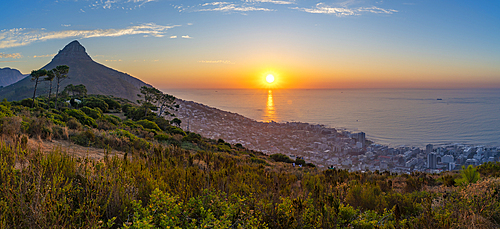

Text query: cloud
(0, 61), (21, 63)
(182, 2), (274, 13)
(61, 24), (71, 27)
(0, 23), (179, 49)
(182, 35), (192, 39)
(293, 3), (397, 16)
(88, 0), (157, 10)
(245, 0), (295, 5)
(33, 53), (56, 58)
(198, 60), (234, 64)
(0, 53), (22, 59)
(170, 35), (177, 38)
(104, 59), (122, 62)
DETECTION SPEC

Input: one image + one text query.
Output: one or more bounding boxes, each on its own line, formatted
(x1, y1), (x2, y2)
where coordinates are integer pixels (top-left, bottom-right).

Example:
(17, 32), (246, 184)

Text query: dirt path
(28, 138), (125, 161)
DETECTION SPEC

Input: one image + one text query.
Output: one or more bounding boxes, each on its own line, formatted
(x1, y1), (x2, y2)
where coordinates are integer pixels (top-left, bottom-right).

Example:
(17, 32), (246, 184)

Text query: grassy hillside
(0, 94), (499, 228)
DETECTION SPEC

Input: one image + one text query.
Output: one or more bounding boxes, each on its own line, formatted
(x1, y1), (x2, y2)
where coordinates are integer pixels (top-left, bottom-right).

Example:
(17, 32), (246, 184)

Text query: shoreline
(173, 98), (500, 172)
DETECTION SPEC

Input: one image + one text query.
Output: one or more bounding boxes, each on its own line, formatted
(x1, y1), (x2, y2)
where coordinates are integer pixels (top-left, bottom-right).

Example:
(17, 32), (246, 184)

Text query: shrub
(153, 117), (171, 131)
(102, 97), (121, 110)
(0, 116), (22, 137)
(456, 165), (481, 185)
(136, 119), (161, 131)
(19, 98), (36, 107)
(71, 129), (95, 146)
(104, 115), (121, 126)
(27, 117), (53, 140)
(295, 158), (306, 166)
(81, 97), (109, 112)
(167, 126), (186, 136)
(251, 157), (268, 165)
(67, 117), (82, 130)
(80, 106), (102, 119)
(182, 132), (202, 143)
(154, 134), (171, 142)
(0, 105), (13, 118)
(65, 109), (97, 128)
(111, 129), (137, 141)
(270, 153), (293, 163)
(52, 126), (69, 140)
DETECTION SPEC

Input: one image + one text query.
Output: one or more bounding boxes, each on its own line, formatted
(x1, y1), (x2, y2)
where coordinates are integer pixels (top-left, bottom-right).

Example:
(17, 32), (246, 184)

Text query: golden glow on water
(265, 89), (276, 122)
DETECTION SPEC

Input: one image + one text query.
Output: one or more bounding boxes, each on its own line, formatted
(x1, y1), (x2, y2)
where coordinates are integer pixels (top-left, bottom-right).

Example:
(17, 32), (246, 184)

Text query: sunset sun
(266, 74), (275, 84)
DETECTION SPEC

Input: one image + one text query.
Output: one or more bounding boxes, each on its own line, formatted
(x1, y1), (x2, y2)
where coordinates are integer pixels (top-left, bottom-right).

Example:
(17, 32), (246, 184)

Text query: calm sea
(161, 88), (500, 148)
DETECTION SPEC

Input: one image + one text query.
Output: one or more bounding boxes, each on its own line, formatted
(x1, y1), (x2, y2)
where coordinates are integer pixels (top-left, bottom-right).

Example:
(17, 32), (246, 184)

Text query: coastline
(173, 98), (500, 172)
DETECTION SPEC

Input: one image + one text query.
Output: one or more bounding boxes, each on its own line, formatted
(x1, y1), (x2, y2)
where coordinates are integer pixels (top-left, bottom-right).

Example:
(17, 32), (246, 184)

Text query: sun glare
(266, 74), (275, 84)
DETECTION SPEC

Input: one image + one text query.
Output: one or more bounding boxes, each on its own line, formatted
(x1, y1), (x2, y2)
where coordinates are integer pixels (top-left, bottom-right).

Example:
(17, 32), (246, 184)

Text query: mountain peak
(52, 40), (92, 62)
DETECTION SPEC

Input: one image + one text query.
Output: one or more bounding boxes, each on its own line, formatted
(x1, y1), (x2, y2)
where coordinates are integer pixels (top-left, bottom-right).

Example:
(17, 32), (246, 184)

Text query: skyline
(1, 0), (499, 89)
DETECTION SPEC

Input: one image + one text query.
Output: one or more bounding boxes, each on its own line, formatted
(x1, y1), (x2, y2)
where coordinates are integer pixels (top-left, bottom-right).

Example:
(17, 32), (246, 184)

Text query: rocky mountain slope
(0, 40), (151, 102)
(0, 67), (26, 87)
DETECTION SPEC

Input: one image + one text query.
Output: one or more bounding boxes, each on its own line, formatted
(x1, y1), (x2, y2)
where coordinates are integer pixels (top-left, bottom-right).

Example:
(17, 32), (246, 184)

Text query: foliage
(457, 165), (481, 185)
(65, 109), (97, 128)
(81, 97), (109, 113)
(80, 106), (102, 119)
(136, 119), (161, 131)
(270, 153), (293, 163)
(0, 96), (499, 228)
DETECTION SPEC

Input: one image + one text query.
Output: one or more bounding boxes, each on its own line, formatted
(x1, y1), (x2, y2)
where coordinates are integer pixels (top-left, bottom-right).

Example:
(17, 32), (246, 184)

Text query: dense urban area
(175, 99), (500, 172)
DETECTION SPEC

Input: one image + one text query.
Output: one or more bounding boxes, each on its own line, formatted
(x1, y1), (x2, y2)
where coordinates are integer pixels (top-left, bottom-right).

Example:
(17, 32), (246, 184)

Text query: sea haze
(162, 88), (500, 148)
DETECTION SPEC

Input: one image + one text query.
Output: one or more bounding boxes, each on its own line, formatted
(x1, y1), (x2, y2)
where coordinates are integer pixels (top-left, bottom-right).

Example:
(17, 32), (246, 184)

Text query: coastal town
(174, 99), (500, 173)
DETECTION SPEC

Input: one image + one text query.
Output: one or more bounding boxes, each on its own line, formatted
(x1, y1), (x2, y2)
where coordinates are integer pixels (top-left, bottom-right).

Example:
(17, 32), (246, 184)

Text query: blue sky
(1, 0), (499, 88)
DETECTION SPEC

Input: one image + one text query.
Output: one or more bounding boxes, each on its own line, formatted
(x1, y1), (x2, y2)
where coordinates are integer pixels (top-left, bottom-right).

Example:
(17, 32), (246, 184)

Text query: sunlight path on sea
(265, 90), (276, 122)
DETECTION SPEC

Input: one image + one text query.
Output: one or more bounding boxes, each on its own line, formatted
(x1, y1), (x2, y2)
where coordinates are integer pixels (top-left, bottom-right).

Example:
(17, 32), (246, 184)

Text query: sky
(1, 0), (499, 89)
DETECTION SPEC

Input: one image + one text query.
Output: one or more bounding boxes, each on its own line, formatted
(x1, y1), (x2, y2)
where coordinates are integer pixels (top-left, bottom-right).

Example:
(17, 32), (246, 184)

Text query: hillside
(0, 67), (26, 87)
(0, 94), (499, 228)
(0, 40), (151, 102)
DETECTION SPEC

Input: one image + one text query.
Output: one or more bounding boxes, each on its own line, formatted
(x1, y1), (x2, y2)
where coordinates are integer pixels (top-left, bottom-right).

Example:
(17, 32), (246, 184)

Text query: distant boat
(437, 98), (443, 100)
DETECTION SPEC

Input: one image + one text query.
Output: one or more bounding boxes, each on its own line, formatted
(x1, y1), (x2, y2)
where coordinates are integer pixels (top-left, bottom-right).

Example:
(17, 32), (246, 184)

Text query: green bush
(0, 105), (13, 118)
(270, 153), (293, 163)
(81, 97), (109, 113)
(65, 109), (97, 128)
(136, 119), (161, 131)
(167, 126), (186, 136)
(154, 134), (171, 142)
(182, 132), (202, 143)
(104, 115), (121, 126)
(111, 129), (137, 141)
(102, 97), (121, 110)
(80, 106), (102, 119)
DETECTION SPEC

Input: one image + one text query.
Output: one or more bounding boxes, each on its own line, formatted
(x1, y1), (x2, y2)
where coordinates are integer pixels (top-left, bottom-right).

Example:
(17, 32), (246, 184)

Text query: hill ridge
(0, 40), (151, 102)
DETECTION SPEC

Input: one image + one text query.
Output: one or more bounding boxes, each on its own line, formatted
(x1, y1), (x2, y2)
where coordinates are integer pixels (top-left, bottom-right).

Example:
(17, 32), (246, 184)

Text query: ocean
(161, 88), (500, 148)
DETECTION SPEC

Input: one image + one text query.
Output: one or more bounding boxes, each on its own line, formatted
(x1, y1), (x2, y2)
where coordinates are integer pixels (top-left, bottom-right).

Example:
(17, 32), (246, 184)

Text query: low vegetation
(0, 90), (499, 228)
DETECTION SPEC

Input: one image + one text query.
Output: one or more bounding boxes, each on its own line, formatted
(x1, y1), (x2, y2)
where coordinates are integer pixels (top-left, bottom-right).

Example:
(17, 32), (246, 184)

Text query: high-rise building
(357, 132), (366, 147)
(427, 153), (437, 169)
(426, 144), (433, 154)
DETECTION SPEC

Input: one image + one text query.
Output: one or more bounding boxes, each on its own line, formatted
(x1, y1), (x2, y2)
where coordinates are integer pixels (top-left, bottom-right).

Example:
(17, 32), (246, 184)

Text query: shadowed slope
(0, 40), (151, 102)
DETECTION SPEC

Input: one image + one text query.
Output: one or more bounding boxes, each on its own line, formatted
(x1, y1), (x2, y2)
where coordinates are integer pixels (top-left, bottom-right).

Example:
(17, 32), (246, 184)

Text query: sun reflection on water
(265, 89), (276, 122)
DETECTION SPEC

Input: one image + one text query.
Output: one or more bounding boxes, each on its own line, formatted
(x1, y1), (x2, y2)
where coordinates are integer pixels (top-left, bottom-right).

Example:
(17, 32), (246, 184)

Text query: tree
(137, 86), (161, 117)
(137, 86), (178, 118)
(44, 70), (55, 105)
(156, 93), (177, 117)
(171, 118), (182, 127)
(63, 84), (87, 96)
(53, 65), (69, 109)
(30, 69), (48, 108)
